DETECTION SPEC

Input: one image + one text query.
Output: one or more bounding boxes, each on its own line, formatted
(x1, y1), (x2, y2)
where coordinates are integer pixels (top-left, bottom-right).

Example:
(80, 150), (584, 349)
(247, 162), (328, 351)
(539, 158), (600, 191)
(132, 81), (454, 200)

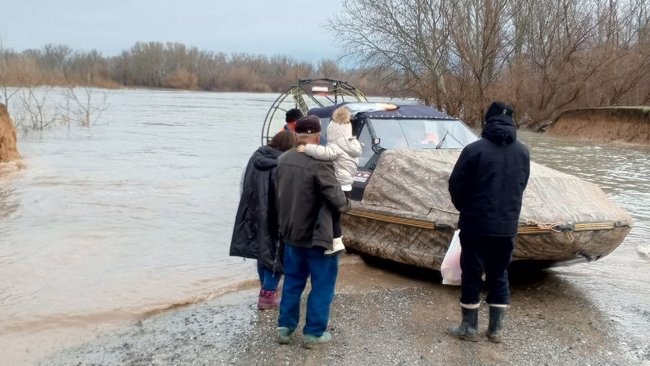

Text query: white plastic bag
(441, 230), (462, 286)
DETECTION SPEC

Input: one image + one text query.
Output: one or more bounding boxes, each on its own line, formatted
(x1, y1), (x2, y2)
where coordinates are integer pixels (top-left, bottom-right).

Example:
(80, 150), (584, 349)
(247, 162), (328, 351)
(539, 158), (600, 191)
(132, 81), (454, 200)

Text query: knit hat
(295, 115), (321, 134)
(327, 106), (353, 141)
(285, 108), (303, 123)
(484, 101), (514, 121)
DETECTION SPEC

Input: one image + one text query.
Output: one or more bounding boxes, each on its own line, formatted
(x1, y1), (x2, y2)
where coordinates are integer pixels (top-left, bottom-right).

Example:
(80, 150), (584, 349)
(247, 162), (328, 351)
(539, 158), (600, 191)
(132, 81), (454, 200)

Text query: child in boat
(297, 106), (362, 255)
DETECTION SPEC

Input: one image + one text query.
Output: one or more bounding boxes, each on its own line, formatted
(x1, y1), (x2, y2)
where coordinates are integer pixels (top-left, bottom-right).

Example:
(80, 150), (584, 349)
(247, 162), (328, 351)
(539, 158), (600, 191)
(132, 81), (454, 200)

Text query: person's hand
(296, 145), (305, 152)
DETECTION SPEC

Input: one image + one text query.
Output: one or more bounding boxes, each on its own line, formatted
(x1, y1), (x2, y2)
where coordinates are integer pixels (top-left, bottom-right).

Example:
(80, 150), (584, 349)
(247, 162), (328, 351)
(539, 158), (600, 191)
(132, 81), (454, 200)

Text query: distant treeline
(0, 41), (385, 95)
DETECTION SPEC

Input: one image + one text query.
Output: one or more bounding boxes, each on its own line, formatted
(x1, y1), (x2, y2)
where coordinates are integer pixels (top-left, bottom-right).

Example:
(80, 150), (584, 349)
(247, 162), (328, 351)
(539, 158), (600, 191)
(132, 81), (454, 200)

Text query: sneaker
(257, 290), (280, 310)
(303, 331), (332, 349)
(277, 327), (295, 344)
(324, 237), (345, 256)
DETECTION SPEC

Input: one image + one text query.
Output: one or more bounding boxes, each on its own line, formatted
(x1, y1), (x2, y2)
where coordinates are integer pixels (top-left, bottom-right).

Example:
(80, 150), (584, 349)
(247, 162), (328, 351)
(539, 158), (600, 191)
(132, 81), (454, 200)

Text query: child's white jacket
(304, 137), (362, 187)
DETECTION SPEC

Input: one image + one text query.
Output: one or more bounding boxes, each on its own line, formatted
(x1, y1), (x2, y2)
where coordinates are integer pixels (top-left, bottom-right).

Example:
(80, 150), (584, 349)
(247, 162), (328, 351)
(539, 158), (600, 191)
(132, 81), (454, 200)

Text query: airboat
(261, 79), (632, 270)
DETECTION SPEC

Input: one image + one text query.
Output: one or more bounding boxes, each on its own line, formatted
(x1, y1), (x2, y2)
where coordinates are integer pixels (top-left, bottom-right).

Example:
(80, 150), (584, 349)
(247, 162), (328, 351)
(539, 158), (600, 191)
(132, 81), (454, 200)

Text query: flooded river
(0, 89), (648, 363)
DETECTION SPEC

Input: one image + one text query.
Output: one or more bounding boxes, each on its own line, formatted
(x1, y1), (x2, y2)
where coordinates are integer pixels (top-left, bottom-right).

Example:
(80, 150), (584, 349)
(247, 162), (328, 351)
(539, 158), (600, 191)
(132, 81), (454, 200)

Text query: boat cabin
(308, 103), (478, 200)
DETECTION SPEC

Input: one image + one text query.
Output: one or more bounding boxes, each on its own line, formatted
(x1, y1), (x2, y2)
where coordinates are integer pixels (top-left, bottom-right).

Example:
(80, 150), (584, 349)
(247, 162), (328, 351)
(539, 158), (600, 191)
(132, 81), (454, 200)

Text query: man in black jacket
(447, 101), (530, 343)
(275, 115), (350, 349)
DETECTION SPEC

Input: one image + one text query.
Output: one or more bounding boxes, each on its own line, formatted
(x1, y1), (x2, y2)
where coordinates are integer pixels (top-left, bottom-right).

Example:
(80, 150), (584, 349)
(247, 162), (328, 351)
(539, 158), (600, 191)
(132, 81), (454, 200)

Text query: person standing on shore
(229, 131), (296, 310)
(275, 115), (351, 348)
(297, 106), (361, 256)
(447, 101), (530, 343)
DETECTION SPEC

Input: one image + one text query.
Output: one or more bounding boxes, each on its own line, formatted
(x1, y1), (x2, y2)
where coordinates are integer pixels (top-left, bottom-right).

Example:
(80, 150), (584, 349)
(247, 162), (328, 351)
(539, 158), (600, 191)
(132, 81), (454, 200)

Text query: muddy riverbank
(41, 255), (643, 366)
(549, 107), (650, 144)
(0, 104), (19, 162)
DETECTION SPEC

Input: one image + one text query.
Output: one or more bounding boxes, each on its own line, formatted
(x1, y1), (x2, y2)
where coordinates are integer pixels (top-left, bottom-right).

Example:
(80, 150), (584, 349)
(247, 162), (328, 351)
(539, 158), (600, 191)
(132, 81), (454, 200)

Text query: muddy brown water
(0, 89), (648, 363)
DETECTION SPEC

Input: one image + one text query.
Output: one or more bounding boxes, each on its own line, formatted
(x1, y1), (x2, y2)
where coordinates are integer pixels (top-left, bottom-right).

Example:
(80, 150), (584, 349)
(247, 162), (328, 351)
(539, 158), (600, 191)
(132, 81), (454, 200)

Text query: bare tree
(64, 49), (111, 86)
(122, 42), (166, 87)
(446, 0), (515, 123)
(332, 0), (454, 109)
(60, 87), (109, 127)
(317, 59), (341, 78)
(14, 87), (60, 130)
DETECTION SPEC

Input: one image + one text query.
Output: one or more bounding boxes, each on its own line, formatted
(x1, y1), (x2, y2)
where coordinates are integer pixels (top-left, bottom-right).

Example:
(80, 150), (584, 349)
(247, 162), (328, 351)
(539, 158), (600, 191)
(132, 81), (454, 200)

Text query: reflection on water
(0, 91), (649, 362)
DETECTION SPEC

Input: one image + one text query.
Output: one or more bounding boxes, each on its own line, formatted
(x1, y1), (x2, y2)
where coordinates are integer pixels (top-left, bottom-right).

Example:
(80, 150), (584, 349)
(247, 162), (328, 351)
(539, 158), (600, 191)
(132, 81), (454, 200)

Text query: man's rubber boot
(486, 305), (506, 343)
(447, 307), (479, 342)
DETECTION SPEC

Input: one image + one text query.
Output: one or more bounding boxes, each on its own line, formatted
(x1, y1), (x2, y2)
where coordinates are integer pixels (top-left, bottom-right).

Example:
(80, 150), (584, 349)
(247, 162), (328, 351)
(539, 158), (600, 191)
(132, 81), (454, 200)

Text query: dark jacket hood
(481, 115), (517, 145)
(252, 145), (282, 170)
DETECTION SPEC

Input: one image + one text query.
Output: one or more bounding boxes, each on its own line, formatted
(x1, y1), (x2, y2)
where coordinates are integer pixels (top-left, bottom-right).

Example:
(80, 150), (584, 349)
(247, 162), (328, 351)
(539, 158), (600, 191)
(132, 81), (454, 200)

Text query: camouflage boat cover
(342, 149), (632, 270)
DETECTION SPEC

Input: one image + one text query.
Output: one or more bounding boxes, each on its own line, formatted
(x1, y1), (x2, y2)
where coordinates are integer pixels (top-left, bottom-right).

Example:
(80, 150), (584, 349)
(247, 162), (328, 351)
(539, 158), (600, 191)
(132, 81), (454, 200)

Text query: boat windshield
(371, 119), (478, 150)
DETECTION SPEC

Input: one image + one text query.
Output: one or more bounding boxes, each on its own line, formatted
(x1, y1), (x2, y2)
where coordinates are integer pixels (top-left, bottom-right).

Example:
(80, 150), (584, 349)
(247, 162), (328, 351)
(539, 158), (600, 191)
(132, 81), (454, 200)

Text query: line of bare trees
(1, 40), (382, 130)
(332, 0), (650, 129)
(0, 40), (386, 102)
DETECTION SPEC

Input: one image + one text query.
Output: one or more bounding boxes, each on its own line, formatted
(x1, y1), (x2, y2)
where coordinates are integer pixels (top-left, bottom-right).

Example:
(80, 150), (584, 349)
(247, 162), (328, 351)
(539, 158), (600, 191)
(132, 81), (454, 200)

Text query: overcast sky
(0, 0), (347, 62)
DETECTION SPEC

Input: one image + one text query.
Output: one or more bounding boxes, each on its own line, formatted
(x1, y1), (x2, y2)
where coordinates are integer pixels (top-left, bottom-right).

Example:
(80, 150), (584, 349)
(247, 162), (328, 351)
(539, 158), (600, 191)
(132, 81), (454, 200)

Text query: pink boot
(257, 290), (280, 310)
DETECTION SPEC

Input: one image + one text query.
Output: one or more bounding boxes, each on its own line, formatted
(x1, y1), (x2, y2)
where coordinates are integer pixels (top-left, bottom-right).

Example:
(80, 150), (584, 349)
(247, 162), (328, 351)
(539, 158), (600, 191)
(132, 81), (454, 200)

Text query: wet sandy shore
(42, 255), (642, 366)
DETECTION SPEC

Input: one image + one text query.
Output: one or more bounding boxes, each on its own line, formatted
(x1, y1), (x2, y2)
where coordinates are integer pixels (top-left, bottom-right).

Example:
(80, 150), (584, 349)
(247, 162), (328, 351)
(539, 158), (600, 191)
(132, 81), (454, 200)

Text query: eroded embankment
(0, 104), (20, 162)
(548, 107), (650, 144)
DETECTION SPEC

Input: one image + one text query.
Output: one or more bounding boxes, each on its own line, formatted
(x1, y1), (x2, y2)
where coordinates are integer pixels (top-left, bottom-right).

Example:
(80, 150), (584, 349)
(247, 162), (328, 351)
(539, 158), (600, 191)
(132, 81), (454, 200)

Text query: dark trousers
(459, 231), (515, 305)
(278, 243), (339, 336)
(332, 210), (342, 238)
(331, 190), (349, 238)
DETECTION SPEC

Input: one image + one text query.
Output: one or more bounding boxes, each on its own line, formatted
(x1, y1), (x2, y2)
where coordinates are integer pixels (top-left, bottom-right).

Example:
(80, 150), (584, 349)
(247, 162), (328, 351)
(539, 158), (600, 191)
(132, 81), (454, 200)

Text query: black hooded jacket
(448, 114), (531, 237)
(229, 145), (283, 272)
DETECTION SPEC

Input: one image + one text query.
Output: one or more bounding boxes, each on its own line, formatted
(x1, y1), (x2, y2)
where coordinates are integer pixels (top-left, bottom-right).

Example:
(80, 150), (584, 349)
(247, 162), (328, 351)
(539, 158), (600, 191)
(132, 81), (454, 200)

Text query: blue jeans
(459, 231), (515, 305)
(257, 263), (282, 291)
(278, 243), (339, 337)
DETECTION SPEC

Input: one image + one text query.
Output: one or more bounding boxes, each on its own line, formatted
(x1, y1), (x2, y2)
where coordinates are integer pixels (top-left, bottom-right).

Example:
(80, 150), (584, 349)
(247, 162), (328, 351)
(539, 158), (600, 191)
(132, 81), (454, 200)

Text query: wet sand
(41, 255), (641, 366)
